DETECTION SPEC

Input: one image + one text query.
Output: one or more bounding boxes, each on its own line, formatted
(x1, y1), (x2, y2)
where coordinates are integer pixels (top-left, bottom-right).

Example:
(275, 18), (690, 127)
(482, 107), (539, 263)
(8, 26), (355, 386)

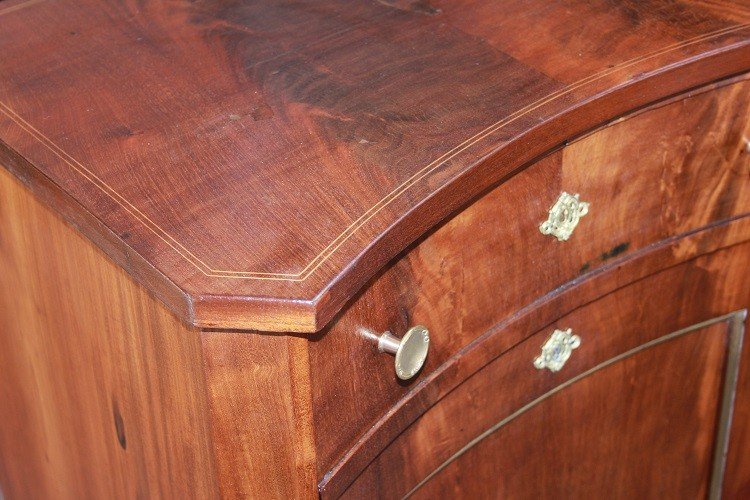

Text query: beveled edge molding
(1, 22), (749, 331)
(0, 0), (48, 17)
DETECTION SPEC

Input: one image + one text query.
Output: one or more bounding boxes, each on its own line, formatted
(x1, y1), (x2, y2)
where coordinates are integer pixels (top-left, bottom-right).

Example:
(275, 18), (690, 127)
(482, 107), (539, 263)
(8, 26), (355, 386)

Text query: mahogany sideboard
(1, 0), (750, 498)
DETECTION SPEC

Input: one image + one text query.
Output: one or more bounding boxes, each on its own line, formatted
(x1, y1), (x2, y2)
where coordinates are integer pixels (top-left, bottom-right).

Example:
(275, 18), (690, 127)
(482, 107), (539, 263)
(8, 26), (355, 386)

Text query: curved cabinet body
(0, 2), (749, 498)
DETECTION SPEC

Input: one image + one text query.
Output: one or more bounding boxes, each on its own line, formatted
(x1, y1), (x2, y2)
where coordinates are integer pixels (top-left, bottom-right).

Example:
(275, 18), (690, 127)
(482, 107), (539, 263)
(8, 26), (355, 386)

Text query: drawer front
(311, 77), (750, 483)
(342, 241), (750, 499)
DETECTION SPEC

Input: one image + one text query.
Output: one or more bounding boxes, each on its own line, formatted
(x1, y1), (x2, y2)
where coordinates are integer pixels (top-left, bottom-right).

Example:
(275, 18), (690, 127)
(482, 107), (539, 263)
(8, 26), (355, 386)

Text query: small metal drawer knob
(361, 325), (430, 380)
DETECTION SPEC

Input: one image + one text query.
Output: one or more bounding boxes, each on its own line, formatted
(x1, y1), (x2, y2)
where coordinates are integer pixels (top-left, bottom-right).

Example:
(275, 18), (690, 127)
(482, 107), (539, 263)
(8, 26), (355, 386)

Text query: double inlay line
(0, 15), (748, 281)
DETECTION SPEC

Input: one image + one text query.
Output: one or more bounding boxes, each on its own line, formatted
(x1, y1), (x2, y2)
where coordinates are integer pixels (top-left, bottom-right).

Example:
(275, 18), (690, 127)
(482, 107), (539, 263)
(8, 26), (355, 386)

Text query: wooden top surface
(1, 0), (749, 332)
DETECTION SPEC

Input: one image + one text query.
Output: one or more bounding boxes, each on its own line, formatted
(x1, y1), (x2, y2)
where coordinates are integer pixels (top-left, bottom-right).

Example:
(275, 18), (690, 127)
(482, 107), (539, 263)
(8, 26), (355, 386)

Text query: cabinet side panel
(0, 168), (219, 498)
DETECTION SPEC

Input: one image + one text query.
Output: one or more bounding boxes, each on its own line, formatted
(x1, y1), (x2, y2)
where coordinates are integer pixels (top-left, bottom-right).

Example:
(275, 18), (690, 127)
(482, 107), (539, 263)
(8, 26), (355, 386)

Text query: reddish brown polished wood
(0, 164), (322, 498)
(312, 76), (750, 494)
(0, 0), (748, 331)
(0, 168), (219, 498)
(339, 244), (750, 498)
(1, 2), (750, 499)
(200, 332), (318, 498)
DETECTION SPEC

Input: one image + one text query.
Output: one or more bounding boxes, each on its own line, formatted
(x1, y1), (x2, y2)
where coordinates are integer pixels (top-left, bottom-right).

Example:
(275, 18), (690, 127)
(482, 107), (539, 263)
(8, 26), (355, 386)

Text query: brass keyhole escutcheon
(534, 328), (581, 372)
(539, 192), (590, 241)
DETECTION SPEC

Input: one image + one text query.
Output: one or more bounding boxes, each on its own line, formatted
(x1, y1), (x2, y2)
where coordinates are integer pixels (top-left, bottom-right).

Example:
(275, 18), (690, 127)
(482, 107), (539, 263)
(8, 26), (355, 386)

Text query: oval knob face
(395, 325), (430, 380)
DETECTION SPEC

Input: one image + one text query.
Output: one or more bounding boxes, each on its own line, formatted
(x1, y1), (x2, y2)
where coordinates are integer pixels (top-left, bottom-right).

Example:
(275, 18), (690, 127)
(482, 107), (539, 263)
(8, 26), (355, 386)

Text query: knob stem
(377, 332), (401, 355)
(359, 325), (430, 380)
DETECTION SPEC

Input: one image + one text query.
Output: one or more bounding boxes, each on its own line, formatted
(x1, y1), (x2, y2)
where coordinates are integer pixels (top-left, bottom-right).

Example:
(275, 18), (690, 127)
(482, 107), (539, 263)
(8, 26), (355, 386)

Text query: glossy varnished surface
(0, 168), (219, 498)
(349, 268), (748, 499)
(0, 164), (323, 498)
(1, 0), (749, 330)
(199, 331), (318, 498)
(312, 77), (750, 495)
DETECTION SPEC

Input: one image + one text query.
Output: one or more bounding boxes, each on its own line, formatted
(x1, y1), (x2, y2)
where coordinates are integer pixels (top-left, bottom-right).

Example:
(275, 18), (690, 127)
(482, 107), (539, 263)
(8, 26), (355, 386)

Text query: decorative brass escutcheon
(534, 328), (581, 372)
(539, 191), (590, 241)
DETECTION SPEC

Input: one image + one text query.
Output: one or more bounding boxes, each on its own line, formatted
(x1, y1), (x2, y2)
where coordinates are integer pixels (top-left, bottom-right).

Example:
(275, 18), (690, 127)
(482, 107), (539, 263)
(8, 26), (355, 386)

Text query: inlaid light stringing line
(0, 0), (48, 17)
(0, 21), (747, 280)
(298, 23), (750, 281)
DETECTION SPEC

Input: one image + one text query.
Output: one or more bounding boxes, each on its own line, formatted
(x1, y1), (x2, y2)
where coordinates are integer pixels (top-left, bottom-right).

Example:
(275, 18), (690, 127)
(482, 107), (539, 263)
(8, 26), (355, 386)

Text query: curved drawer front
(311, 76), (750, 486)
(342, 243), (750, 498)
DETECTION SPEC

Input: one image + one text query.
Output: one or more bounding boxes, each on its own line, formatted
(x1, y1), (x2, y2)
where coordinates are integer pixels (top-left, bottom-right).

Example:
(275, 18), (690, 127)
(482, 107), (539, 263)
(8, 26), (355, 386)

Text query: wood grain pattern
(341, 242), (750, 499)
(0, 163), (324, 498)
(0, 167), (219, 498)
(407, 321), (735, 499)
(726, 307), (750, 498)
(311, 76), (750, 490)
(199, 332), (318, 499)
(1, 2), (750, 497)
(317, 215), (750, 498)
(0, 0), (748, 331)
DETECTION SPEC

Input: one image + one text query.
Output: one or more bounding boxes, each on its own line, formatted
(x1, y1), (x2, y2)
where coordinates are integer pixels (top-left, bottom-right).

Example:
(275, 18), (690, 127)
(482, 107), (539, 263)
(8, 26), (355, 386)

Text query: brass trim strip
(404, 311), (747, 499)
(709, 310), (747, 500)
